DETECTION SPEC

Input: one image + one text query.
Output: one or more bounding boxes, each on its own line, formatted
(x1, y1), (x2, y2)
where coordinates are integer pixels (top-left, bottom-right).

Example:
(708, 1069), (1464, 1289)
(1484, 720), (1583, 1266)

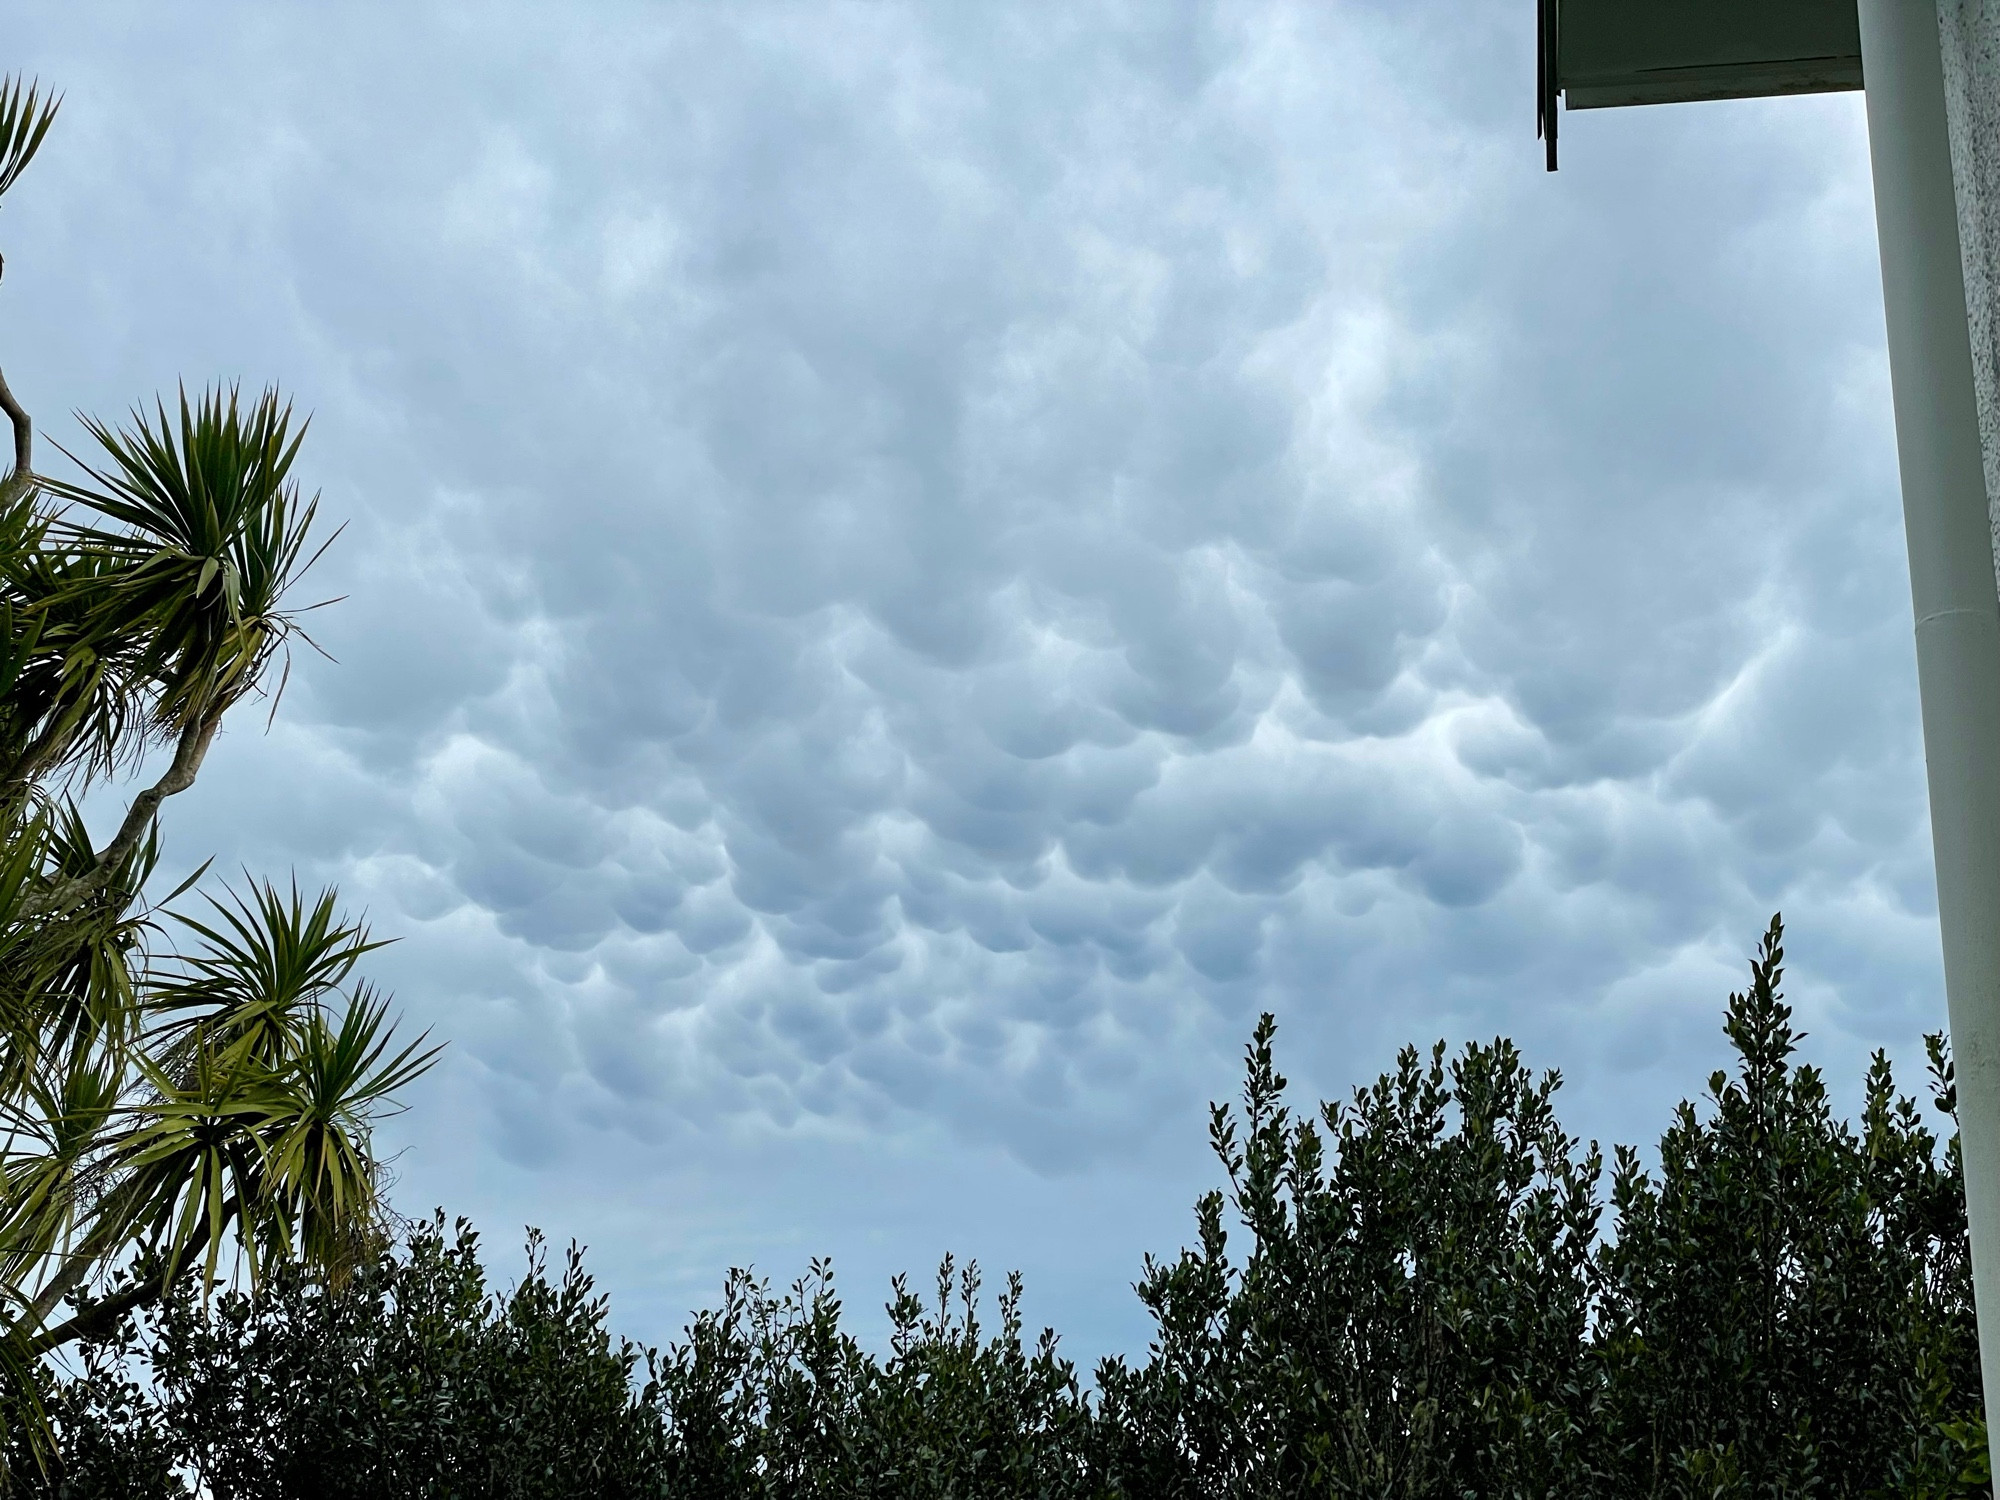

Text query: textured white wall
(1941, 0), (2000, 583)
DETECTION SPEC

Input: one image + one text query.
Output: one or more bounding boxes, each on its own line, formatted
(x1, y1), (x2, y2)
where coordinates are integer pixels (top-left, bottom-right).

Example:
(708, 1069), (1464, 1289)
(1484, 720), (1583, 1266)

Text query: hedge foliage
(17, 918), (1990, 1498)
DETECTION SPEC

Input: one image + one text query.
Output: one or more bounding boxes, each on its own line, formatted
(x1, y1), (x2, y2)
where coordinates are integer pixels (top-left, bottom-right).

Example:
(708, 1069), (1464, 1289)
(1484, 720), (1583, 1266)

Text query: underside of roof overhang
(1539, 0), (1864, 168)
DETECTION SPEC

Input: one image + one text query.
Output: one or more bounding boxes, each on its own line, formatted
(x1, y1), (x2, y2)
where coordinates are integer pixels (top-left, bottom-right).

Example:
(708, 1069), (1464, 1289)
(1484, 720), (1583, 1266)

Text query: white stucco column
(1861, 0), (2000, 1462)
(1938, 0), (2000, 1460)
(1940, 0), (2000, 580)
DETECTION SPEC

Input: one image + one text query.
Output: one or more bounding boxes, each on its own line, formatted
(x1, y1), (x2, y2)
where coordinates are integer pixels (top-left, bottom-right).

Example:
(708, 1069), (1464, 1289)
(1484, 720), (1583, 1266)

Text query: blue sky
(7, 2), (1944, 1361)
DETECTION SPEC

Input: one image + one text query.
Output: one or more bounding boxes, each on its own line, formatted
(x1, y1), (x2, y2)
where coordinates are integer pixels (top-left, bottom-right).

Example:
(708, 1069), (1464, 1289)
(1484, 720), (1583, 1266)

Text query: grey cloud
(7, 0), (1952, 1359)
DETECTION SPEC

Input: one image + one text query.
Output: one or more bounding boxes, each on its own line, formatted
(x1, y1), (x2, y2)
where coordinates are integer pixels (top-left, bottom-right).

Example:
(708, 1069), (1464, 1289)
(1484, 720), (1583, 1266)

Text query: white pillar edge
(1940, 0), (2000, 1452)
(1938, 0), (2000, 588)
(1859, 0), (2000, 1466)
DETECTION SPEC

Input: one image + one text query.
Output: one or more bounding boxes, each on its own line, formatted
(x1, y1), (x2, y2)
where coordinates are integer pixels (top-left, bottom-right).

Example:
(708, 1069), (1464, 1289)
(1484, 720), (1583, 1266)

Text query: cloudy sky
(7, 2), (1945, 1359)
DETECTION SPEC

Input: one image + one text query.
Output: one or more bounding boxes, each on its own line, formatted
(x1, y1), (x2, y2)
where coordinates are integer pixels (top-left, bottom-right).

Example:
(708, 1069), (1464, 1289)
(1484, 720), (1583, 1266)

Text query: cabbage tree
(0, 74), (435, 1383)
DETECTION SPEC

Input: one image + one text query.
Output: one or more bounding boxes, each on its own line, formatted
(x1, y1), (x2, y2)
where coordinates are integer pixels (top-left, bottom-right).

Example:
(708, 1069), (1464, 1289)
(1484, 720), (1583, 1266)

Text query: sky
(5, 2), (1948, 1362)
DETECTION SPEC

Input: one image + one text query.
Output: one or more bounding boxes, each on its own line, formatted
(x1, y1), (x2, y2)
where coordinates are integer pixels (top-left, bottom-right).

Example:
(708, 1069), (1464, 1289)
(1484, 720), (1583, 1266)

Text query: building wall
(1941, 0), (2000, 586)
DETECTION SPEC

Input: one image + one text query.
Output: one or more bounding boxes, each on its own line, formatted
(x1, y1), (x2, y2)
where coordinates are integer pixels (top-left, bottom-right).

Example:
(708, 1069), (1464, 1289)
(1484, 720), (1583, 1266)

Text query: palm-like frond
(93, 883), (433, 1293)
(0, 536), (156, 793)
(0, 1055), (122, 1291)
(5, 800), (153, 1069)
(0, 77), (58, 206)
(107, 1034), (277, 1289)
(254, 991), (439, 1277)
(39, 385), (328, 739)
(0, 796), (152, 1115)
(0, 862), (435, 1342)
(149, 879), (389, 1067)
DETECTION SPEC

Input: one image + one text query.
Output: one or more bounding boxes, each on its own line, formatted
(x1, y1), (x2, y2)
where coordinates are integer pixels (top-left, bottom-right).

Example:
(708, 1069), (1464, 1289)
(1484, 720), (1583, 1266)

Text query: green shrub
(22, 917), (1989, 1499)
(654, 1256), (1092, 1498)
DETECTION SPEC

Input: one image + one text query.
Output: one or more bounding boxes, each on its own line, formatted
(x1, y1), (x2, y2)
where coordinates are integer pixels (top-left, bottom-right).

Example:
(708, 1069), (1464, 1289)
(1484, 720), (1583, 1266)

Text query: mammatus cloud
(9, 0), (1944, 1349)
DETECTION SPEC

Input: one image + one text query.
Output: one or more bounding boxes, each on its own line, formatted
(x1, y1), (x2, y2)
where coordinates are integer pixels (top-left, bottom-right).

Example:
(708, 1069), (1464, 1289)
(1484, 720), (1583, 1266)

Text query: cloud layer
(8, 1), (1947, 1353)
